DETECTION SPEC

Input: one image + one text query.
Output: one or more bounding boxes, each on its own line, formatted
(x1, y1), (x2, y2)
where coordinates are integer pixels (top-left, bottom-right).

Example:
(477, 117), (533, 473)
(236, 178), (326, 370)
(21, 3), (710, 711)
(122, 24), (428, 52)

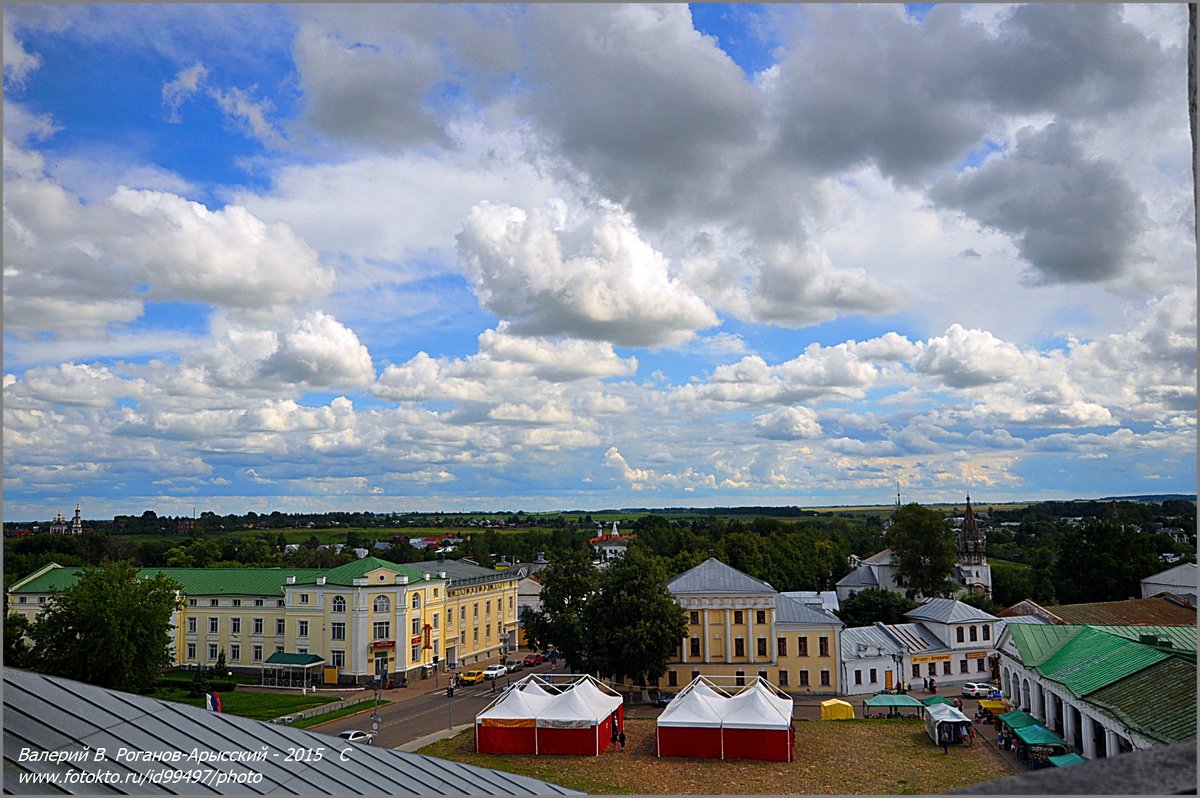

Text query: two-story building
(662, 558), (843, 695)
(7, 556), (519, 685)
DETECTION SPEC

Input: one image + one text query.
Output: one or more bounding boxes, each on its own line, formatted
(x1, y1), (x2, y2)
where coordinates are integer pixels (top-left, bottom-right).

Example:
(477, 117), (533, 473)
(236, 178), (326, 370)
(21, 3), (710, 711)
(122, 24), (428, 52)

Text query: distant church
(49, 505), (84, 536)
(835, 494), (992, 603)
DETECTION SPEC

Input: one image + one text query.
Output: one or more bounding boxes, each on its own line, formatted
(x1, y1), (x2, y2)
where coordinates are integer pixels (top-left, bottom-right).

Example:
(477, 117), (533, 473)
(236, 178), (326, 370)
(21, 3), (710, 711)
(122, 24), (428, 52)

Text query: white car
(483, 664), (507, 679)
(961, 682), (993, 698)
(338, 730), (375, 744)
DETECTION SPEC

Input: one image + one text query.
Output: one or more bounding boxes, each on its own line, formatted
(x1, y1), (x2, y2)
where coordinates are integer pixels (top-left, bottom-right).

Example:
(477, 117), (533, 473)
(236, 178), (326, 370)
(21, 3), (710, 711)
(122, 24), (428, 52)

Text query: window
(820, 670), (831, 687)
(799, 669), (810, 687)
(508, 595), (513, 610)
(412, 593), (421, 610)
(927, 663), (937, 677)
(460, 606), (466, 621)
(757, 638), (767, 657)
(689, 611), (699, 625)
(252, 645), (263, 662)
(374, 621), (390, 639)
(331, 650), (345, 669)
(208, 644), (218, 660)
(473, 603), (479, 618)
(412, 618), (421, 635)
(374, 596), (390, 613)
(298, 620), (309, 637)
(275, 619), (285, 635)
(777, 637), (787, 657)
(275, 645), (284, 654)
(253, 618), (263, 635)
(735, 670), (745, 686)
(969, 626), (978, 642)
(689, 637), (701, 657)
(232, 599), (241, 607)
(734, 638), (745, 657)
(210, 599), (219, 607)
(819, 636), (829, 657)
(17, 597), (25, 604)
(254, 599), (264, 607)
(187, 618), (197, 634)
(957, 627), (965, 643)
(38, 597), (45, 604)
(779, 670), (789, 686)
(854, 670), (863, 685)
(758, 670), (768, 683)
(869, 668), (877, 683)
(486, 600), (491, 618)
(433, 613), (439, 629)
(912, 663), (920, 678)
(756, 610), (766, 625)
(977, 658), (987, 673)
(982, 625), (990, 641)
(186, 643), (196, 660)
(668, 671), (678, 687)
(208, 617), (218, 634)
(332, 596), (346, 613)
(941, 661), (951, 675)
(798, 636), (809, 657)
(231, 618), (241, 634)
(733, 610), (744, 624)
(412, 645), (421, 662)
(230, 644), (240, 661)
(189, 598), (197, 607)
(277, 599), (284, 607)
(331, 622), (346, 641)
(960, 659), (969, 674)
(297, 647), (307, 655)
(299, 594), (309, 605)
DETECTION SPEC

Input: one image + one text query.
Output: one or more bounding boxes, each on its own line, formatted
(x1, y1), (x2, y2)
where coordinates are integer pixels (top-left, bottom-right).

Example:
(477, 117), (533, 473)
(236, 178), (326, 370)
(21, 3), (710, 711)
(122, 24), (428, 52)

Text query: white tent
(655, 676), (795, 762)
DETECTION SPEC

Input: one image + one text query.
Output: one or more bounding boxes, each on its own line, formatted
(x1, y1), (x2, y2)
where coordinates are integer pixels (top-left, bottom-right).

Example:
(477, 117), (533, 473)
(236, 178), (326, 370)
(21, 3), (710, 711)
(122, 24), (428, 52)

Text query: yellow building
(7, 556), (519, 685)
(661, 558), (843, 694)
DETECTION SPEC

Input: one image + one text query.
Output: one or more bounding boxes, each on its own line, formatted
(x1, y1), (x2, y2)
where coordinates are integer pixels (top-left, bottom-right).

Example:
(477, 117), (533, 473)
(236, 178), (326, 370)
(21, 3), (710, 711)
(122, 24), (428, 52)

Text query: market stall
(923, 702), (973, 746)
(1012, 723), (1069, 769)
(921, 695), (954, 707)
(1048, 752), (1087, 768)
(976, 698), (1011, 724)
(474, 674), (623, 756)
(656, 681), (726, 758)
(862, 693), (924, 718)
(475, 685), (554, 754)
(819, 699), (855, 721)
(720, 681), (795, 762)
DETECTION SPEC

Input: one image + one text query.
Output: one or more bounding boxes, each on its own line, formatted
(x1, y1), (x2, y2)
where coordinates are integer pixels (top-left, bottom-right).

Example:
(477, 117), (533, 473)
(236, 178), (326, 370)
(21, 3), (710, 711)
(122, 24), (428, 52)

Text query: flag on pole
(206, 692), (222, 712)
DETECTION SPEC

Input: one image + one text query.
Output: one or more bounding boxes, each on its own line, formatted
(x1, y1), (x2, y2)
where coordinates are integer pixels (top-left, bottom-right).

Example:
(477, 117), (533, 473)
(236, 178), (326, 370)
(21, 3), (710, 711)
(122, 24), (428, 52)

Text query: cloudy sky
(3, 4), (1195, 520)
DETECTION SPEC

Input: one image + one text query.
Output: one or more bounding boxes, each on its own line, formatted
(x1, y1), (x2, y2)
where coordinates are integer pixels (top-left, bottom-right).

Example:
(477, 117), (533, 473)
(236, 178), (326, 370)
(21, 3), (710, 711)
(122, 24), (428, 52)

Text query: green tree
(887, 503), (958, 599)
(1052, 522), (1162, 604)
(959, 591), (1003, 615)
(835, 588), (918, 627)
(519, 549), (599, 672)
(4, 612), (34, 669)
(587, 547), (687, 700)
(30, 560), (183, 693)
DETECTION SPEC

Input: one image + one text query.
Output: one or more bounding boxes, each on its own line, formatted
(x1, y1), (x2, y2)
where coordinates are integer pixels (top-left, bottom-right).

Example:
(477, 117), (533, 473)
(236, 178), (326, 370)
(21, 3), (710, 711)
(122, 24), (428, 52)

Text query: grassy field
(418, 718), (1015, 795)
(292, 699), (392, 730)
(153, 688), (338, 721)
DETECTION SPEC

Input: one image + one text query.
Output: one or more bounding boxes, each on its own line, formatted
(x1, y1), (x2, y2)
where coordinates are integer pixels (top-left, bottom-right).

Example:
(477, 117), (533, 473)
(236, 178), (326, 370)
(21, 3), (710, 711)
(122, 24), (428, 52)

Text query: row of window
(955, 625), (991, 643)
(663, 668), (832, 688)
(911, 658), (989, 677)
(687, 610), (769, 626)
(686, 635), (832, 659)
(188, 598), (282, 608)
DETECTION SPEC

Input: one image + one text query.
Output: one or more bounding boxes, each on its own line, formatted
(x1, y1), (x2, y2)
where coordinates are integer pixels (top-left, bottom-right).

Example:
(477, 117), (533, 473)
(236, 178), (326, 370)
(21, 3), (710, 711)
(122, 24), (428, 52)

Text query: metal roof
(905, 597), (998, 625)
(667, 558), (776, 595)
(775, 594), (842, 627)
(1087, 625), (1196, 653)
(1004, 624), (1082, 667)
(1042, 595), (1196, 626)
(8, 565), (330, 597)
(1084, 656), (1198, 745)
(290, 557), (429, 587)
(3, 668), (580, 795)
(407, 559), (519, 587)
(841, 625), (903, 659)
(861, 549), (896, 566)
(834, 566), (879, 588)
(880, 622), (946, 654)
(264, 653), (324, 667)
(1037, 627), (1169, 697)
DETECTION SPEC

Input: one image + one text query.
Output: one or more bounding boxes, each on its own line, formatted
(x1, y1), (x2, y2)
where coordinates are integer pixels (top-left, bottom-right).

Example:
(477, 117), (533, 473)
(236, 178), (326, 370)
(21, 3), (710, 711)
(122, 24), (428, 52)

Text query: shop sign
(373, 640), (396, 649)
(911, 653), (951, 664)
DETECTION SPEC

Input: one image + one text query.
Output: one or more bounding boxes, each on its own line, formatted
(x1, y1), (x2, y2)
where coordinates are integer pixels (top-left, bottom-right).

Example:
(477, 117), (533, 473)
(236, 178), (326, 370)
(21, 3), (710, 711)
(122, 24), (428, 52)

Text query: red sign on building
(423, 623), (433, 650)
(372, 640), (396, 649)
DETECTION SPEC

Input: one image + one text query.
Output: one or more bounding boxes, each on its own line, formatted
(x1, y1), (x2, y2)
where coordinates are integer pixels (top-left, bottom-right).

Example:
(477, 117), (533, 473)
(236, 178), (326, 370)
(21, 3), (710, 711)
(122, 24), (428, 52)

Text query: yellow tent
(820, 699), (855, 721)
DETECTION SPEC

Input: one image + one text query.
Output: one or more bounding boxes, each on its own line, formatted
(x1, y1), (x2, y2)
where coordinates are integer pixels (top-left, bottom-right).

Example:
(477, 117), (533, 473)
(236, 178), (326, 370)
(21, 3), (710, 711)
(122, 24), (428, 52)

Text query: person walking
(940, 728), (949, 755)
(922, 676), (928, 691)
(618, 731), (626, 751)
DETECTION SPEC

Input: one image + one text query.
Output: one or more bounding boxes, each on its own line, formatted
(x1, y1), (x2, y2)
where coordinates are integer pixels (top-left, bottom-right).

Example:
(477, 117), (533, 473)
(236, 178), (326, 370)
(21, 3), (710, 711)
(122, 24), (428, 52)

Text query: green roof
(997, 708), (1039, 729)
(921, 695), (954, 706)
(1038, 627), (1168, 697)
(862, 694), (925, 708)
(1049, 753), (1087, 767)
(1088, 625), (1197, 653)
(291, 557), (428, 587)
(1012, 724), (1067, 747)
(8, 564), (84, 594)
(1085, 656), (1198, 745)
(1005, 624), (1081, 667)
(265, 653), (325, 667)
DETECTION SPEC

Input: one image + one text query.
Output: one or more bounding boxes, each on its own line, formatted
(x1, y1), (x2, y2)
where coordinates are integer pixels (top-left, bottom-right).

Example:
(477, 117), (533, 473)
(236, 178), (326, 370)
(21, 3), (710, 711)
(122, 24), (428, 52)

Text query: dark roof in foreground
(3, 668), (580, 795)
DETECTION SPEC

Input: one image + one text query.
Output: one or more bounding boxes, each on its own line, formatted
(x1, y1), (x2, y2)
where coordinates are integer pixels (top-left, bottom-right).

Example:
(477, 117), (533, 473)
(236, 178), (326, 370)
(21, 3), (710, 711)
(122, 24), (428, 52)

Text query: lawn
(418, 718), (1015, 795)
(153, 688), (338, 721)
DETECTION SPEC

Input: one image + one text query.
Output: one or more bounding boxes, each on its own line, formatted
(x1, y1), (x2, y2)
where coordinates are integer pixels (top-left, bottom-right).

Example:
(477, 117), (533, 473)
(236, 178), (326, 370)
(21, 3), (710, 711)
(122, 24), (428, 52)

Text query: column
(1104, 728), (1120, 759)
(747, 605), (755, 664)
(1044, 691), (1056, 731)
(769, 604), (777, 665)
(1081, 713), (1097, 759)
(1063, 701), (1076, 750)
(725, 608), (732, 662)
(1032, 681), (1044, 722)
(703, 608), (710, 662)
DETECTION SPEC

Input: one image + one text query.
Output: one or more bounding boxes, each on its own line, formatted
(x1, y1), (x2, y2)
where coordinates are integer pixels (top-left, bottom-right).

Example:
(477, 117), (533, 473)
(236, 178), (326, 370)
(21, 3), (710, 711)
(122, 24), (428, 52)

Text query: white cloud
(752, 407), (822, 440)
(3, 22), (42, 87)
(162, 62), (208, 123)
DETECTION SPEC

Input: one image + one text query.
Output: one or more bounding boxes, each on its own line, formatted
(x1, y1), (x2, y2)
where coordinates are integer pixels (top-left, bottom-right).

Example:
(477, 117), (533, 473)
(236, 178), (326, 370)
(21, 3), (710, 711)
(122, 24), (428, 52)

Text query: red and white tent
(655, 676), (795, 762)
(475, 674), (624, 756)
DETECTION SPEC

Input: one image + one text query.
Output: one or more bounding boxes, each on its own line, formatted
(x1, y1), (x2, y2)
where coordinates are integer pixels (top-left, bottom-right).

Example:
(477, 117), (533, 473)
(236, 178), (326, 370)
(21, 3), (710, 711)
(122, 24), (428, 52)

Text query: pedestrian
(922, 676), (928, 691)
(930, 678), (937, 695)
(940, 729), (949, 755)
(968, 723), (976, 745)
(618, 731), (626, 751)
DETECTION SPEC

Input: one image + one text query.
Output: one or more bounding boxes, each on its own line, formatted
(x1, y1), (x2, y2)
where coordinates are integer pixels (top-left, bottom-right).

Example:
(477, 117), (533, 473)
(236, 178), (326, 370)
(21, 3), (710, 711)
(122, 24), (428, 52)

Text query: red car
(523, 653), (543, 666)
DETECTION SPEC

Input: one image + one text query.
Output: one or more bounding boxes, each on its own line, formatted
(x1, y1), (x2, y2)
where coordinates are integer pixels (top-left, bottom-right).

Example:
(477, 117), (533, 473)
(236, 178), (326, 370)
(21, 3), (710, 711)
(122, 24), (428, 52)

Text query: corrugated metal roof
(1085, 656), (1198, 745)
(408, 560), (519, 587)
(1088, 625), (1197, 653)
(292, 557), (427, 587)
(3, 668), (580, 795)
(862, 549), (895, 566)
(835, 566), (879, 588)
(775, 594), (842, 627)
(8, 565), (330, 597)
(881, 622), (946, 654)
(667, 558), (776, 595)
(841, 625), (903, 658)
(1043, 596), (1196, 626)
(1005, 624), (1082, 667)
(1037, 627), (1168, 697)
(905, 598), (998, 625)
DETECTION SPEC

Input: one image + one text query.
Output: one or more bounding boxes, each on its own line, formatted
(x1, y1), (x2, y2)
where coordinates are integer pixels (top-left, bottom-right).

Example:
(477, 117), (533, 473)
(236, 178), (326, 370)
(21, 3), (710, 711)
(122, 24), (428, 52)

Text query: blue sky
(2, 4), (1195, 520)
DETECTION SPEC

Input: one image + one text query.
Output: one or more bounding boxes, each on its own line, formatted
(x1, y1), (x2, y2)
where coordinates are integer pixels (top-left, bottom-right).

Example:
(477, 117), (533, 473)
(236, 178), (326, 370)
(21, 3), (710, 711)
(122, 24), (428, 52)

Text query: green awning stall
(1012, 724), (1066, 747)
(997, 708), (1039, 730)
(862, 694), (924, 717)
(1048, 753), (1087, 768)
(261, 652), (326, 691)
(921, 695), (954, 706)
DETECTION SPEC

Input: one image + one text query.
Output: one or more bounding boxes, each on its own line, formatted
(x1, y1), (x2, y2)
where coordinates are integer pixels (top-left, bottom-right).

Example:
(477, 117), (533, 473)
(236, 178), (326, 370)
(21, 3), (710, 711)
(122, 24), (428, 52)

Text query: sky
(2, 4), (1196, 521)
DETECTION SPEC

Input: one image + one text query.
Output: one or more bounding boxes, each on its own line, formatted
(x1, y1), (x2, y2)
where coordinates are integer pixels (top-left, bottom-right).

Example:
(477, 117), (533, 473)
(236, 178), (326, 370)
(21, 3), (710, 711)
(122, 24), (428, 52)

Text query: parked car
(504, 659), (524, 673)
(459, 669), (486, 685)
(655, 692), (674, 708)
(338, 730), (375, 744)
(523, 653), (543, 666)
(483, 664), (507, 679)
(961, 682), (992, 698)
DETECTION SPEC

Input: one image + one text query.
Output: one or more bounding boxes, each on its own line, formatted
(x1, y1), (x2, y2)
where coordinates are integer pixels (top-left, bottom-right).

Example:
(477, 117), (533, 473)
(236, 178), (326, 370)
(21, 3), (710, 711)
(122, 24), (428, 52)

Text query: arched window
(411, 593), (421, 610)
(331, 596), (346, 613)
(374, 595), (390, 613)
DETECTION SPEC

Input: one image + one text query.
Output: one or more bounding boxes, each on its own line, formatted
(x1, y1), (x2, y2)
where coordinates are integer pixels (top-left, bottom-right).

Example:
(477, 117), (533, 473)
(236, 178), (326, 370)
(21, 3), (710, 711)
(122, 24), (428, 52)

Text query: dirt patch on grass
(418, 718), (1014, 794)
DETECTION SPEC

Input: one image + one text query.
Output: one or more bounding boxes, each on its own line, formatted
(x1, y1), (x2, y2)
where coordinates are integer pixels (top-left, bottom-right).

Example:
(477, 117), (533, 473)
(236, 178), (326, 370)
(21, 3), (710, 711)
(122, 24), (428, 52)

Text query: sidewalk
(397, 724), (473, 752)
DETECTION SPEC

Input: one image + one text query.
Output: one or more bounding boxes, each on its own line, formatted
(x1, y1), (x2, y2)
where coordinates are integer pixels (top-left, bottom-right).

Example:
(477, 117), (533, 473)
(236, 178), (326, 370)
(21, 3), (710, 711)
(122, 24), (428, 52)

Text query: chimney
(285, 575), (296, 585)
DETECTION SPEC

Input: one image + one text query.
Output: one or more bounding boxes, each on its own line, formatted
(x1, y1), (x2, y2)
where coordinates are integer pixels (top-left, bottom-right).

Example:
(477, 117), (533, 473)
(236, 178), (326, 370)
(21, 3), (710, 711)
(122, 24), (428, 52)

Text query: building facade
(662, 558), (844, 695)
(8, 556), (519, 685)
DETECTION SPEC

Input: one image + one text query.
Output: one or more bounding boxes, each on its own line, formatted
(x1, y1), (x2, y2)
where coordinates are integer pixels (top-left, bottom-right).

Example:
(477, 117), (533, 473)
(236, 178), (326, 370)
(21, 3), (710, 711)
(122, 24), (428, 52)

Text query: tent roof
(1049, 753), (1088, 767)
(264, 652), (324, 667)
(1013, 724), (1067, 747)
(863, 694), (924, 708)
(922, 695), (954, 706)
(924, 703), (971, 723)
(476, 687), (555, 722)
(722, 686), (792, 730)
(821, 699), (853, 708)
(998, 708), (1039, 729)
(535, 687), (608, 723)
(658, 689), (725, 728)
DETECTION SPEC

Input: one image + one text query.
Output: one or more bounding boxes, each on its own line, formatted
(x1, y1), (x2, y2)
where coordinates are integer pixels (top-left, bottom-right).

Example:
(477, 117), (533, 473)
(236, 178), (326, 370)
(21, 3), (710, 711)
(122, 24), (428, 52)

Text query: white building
(1140, 563), (1197, 602)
